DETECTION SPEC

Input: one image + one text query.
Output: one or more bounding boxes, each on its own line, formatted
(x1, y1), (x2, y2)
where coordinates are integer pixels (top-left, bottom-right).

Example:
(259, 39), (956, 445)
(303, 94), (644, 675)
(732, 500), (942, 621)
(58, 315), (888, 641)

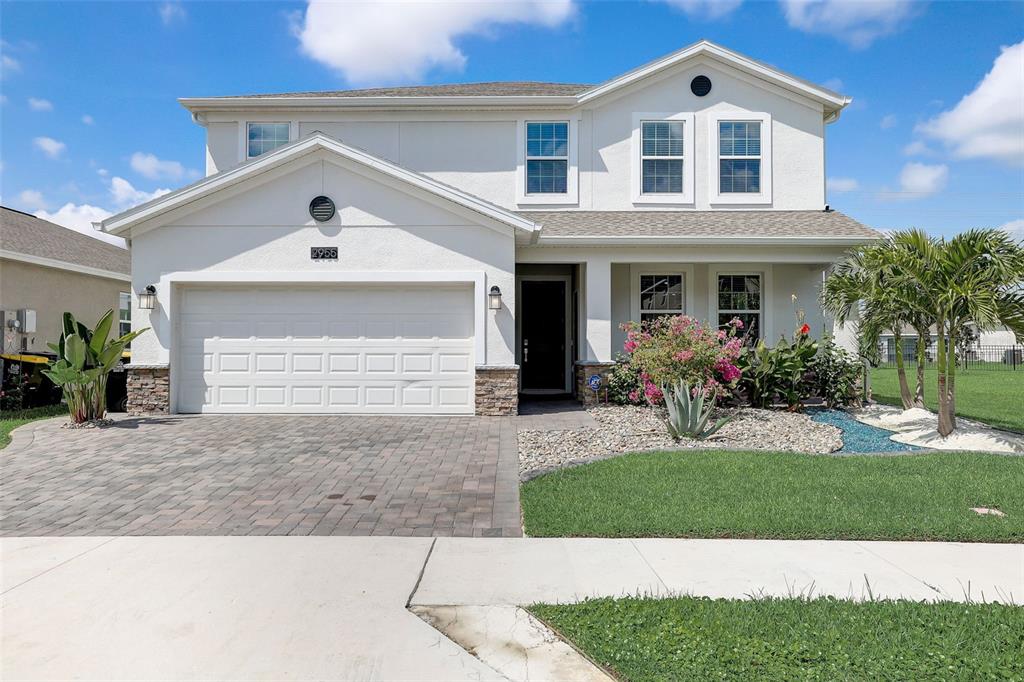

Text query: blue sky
(1, 0), (1022, 246)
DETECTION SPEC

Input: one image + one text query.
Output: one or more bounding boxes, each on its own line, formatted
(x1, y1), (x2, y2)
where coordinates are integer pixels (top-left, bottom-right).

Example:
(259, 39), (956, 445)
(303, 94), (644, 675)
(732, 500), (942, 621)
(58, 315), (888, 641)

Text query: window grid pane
(526, 159), (567, 194)
(641, 121), (683, 157)
(719, 121), (761, 156)
(247, 123), (290, 157)
(719, 159), (761, 193)
(642, 159), (683, 194)
(639, 274), (683, 312)
(526, 122), (568, 158)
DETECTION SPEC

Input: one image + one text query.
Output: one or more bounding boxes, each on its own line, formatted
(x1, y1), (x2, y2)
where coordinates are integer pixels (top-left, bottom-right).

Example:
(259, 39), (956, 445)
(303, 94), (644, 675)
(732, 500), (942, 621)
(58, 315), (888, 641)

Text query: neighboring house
(1, 207), (131, 354)
(99, 39), (880, 416)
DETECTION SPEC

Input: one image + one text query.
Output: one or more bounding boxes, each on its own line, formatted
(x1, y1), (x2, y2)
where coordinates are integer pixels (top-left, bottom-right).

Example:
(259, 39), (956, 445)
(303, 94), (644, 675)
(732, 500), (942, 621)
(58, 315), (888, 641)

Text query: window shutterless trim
(629, 264), (694, 323)
(707, 111), (772, 205)
(707, 265), (774, 341)
(515, 118), (579, 206)
(631, 112), (695, 205)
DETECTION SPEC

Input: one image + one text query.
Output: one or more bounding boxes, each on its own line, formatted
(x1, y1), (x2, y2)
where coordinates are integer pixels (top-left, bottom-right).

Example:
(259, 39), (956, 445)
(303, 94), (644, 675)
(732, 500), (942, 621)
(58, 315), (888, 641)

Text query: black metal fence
(876, 343), (1024, 371)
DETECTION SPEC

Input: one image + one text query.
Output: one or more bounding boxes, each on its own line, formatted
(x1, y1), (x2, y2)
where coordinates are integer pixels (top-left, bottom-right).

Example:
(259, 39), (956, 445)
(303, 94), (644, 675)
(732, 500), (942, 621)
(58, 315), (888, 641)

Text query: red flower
(799, 323), (810, 335)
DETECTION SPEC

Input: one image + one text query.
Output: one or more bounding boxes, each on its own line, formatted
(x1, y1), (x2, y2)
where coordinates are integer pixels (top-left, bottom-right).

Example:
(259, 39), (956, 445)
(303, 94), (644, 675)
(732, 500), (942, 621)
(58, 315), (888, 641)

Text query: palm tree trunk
(914, 331), (926, 408)
(936, 320), (953, 437)
(947, 326), (957, 430)
(893, 329), (914, 409)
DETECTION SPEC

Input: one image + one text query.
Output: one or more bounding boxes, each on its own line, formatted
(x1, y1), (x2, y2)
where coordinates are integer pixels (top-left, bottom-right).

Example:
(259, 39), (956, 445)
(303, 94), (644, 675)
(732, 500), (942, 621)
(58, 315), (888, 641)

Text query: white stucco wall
(200, 56), (827, 212)
(129, 152), (516, 369)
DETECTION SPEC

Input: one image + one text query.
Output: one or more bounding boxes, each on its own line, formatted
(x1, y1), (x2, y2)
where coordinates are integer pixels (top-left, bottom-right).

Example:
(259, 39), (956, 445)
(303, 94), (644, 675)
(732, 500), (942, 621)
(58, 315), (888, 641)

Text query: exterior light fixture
(138, 285), (157, 310)
(488, 285), (502, 310)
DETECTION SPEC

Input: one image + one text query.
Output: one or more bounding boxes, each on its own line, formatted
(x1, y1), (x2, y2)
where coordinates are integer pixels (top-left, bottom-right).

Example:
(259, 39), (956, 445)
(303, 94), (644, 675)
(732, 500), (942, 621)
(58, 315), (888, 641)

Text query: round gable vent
(309, 195), (336, 222)
(690, 75), (712, 97)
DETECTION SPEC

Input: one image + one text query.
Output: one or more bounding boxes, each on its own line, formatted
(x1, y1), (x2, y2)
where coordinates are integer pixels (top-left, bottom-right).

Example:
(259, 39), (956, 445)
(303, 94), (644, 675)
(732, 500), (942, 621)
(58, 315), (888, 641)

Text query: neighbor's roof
(181, 40), (851, 116)
(1, 206), (130, 279)
(517, 210), (880, 245)
(218, 82), (593, 99)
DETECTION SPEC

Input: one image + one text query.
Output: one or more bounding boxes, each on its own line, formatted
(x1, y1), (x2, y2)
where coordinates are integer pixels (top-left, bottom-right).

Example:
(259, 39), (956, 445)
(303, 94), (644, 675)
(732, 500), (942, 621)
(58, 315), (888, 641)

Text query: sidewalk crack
(630, 540), (669, 594)
(405, 537), (438, 608)
(2, 536), (119, 596)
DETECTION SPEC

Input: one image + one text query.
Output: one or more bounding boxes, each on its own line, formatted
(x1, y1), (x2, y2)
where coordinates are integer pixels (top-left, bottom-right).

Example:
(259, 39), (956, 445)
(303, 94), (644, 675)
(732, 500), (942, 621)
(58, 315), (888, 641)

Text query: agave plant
(662, 380), (732, 440)
(43, 311), (147, 423)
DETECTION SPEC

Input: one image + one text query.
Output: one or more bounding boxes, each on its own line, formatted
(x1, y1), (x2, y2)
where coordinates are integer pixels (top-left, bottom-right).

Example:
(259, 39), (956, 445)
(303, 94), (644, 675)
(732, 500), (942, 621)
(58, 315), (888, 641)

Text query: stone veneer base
(575, 361), (617, 406)
(475, 366), (519, 416)
(126, 365), (170, 415)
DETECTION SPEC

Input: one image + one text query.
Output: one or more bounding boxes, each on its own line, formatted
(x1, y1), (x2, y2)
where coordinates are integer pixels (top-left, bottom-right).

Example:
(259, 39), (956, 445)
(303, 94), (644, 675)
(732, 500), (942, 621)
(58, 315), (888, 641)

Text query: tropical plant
(891, 229), (1024, 436)
(621, 315), (744, 404)
(662, 380), (732, 439)
(737, 327), (818, 409)
(808, 337), (863, 408)
(42, 311), (147, 423)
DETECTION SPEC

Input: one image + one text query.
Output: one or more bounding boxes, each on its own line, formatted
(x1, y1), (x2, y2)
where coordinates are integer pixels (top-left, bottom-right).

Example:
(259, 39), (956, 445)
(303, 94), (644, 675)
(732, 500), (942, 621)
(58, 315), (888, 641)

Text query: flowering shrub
(607, 355), (646, 405)
(620, 315), (744, 404)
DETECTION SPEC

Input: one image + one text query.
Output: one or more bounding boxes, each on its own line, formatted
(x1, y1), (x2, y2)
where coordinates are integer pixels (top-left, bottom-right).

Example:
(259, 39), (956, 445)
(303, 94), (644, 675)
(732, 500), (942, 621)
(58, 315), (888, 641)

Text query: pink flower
(643, 381), (663, 403)
(628, 390), (639, 402)
(717, 330), (727, 340)
(674, 350), (694, 362)
(624, 340), (638, 353)
(731, 318), (744, 329)
(715, 359), (741, 383)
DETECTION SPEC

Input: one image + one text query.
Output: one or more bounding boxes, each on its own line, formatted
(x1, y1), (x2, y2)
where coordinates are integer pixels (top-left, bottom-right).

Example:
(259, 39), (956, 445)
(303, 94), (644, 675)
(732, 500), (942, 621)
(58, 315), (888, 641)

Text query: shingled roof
(218, 82), (592, 99)
(1, 206), (129, 276)
(517, 210), (880, 242)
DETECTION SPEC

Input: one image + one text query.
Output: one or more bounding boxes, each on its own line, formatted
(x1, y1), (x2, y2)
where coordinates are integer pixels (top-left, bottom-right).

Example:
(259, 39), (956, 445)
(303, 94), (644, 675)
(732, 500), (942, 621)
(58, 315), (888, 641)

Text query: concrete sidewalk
(2, 537), (1021, 680)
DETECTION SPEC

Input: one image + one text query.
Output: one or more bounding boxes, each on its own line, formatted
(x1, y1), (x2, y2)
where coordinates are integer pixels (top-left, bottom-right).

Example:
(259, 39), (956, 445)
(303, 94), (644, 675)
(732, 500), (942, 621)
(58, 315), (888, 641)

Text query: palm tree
(822, 238), (933, 410)
(895, 229), (1024, 436)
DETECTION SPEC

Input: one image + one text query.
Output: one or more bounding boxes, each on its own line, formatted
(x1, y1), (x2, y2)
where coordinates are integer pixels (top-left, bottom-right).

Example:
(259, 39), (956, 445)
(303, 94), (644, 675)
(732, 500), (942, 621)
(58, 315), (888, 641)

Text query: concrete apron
(3, 536), (1022, 681)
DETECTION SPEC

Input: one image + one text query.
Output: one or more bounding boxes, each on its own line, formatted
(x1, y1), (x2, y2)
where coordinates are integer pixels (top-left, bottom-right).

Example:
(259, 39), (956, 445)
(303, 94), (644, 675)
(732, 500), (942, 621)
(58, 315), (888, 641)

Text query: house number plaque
(310, 247), (338, 260)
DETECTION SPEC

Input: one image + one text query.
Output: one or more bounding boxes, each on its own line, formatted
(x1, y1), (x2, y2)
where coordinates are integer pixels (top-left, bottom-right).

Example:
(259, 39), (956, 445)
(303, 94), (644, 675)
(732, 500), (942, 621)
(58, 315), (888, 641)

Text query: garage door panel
(178, 285), (475, 414)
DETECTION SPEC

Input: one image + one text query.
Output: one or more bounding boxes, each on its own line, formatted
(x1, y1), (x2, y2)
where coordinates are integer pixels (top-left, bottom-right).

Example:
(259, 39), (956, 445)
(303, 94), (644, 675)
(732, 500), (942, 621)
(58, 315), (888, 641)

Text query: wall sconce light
(488, 285), (502, 310)
(138, 285), (157, 310)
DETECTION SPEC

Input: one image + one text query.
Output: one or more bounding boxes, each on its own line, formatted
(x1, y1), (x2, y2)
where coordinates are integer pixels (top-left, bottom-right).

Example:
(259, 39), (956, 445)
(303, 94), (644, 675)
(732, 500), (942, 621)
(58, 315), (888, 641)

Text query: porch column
(583, 257), (613, 362)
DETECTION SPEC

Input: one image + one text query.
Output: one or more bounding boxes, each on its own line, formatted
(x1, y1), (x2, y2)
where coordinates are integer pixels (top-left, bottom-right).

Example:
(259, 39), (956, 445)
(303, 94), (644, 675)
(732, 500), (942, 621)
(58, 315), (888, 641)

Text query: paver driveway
(1, 414), (521, 537)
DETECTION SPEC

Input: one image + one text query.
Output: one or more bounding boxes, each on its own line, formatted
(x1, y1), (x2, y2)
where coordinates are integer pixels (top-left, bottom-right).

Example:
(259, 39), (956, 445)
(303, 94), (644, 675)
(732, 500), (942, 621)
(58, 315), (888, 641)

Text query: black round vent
(690, 75), (712, 97)
(309, 195), (336, 222)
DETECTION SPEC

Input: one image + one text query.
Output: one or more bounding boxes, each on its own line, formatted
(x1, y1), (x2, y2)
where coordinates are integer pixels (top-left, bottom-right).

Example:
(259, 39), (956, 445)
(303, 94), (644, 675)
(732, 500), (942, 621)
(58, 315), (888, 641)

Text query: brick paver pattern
(1, 415), (522, 537)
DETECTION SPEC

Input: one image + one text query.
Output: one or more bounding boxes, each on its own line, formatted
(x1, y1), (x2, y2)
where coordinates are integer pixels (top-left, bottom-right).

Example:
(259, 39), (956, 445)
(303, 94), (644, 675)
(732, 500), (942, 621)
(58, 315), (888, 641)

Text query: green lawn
(530, 596), (1024, 681)
(0, 405), (65, 449)
(520, 450), (1024, 542)
(871, 367), (1024, 432)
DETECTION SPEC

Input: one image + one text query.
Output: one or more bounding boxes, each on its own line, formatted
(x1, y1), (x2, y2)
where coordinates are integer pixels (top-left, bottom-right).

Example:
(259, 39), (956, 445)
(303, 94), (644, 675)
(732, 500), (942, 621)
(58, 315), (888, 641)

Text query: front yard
(0, 405), (65, 449)
(520, 450), (1024, 542)
(871, 367), (1024, 433)
(530, 596), (1024, 681)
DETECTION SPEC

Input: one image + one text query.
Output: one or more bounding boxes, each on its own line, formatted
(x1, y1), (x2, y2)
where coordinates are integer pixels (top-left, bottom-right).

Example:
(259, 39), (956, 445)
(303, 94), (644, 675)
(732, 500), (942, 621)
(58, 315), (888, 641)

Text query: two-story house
(99, 40), (879, 416)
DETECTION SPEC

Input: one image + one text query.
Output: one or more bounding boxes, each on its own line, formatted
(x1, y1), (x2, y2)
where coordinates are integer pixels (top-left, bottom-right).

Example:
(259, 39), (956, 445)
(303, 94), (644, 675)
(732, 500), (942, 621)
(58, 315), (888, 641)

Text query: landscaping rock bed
(518, 405), (842, 478)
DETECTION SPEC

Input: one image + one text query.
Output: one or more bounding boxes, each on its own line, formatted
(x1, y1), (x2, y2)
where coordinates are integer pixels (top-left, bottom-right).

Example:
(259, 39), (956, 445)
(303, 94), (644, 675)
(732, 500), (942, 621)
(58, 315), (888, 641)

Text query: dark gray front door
(520, 280), (568, 391)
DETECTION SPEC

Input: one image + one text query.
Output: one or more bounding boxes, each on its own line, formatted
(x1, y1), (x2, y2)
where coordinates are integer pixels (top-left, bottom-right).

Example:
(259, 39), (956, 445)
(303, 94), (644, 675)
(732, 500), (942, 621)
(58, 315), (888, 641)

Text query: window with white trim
(639, 274), (684, 324)
(641, 121), (684, 194)
(247, 122), (290, 158)
(118, 292), (131, 339)
(525, 121), (568, 194)
(717, 274), (761, 339)
(718, 121), (761, 193)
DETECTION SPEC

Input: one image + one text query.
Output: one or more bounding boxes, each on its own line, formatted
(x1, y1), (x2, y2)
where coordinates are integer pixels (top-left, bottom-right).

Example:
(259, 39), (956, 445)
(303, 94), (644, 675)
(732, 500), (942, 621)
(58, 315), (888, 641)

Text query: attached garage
(176, 285), (476, 414)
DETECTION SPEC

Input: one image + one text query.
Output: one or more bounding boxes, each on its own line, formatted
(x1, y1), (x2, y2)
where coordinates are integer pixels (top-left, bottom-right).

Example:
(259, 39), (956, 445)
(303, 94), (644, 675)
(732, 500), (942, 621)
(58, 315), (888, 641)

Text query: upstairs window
(247, 122), (290, 158)
(641, 121), (684, 194)
(718, 121), (761, 193)
(525, 121), (568, 194)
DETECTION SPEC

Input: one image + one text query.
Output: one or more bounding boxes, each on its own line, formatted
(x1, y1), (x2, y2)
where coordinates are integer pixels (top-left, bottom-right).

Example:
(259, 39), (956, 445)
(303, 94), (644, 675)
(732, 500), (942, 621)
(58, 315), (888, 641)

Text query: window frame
(707, 111), (772, 205)
(516, 118), (578, 205)
(629, 265), (694, 324)
(242, 121), (296, 160)
(708, 266), (774, 342)
(118, 291), (132, 341)
(631, 112), (695, 204)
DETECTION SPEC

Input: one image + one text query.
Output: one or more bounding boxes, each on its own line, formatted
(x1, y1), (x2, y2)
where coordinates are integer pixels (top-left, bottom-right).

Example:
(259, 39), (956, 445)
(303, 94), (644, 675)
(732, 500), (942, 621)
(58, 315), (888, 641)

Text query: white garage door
(177, 285), (475, 414)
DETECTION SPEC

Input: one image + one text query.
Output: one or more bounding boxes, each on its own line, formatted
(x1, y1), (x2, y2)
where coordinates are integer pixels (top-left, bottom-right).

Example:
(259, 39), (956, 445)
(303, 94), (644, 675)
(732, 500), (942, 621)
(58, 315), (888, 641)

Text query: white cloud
(17, 189), (47, 211)
(129, 151), (195, 181)
(32, 136), (66, 159)
(97, 167), (109, 177)
(827, 177), (859, 193)
(27, 97), (52, 111)
(902, 140), (934, 156)
(780, 0), (918, 49)
(81, 114), (94, 125)
(882, 162), (948, 200)
(661, 0), (743, 19)
(879, 114), (897, 130)
(997, 219), (1024, 243)
(822, 77), (844, 92)
(918, 41), (1024, 166)
(293, 0), (575, 85)
(1, 54), (20, 76)
(159, 2), (186, 25)
(34, 203), (125, 248)
(110, 176), (171, 208)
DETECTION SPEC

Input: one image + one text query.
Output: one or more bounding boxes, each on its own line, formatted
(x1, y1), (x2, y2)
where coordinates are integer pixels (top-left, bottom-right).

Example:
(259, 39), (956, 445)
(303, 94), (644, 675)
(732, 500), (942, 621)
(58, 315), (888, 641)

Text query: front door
(519, 279), (569, 392)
